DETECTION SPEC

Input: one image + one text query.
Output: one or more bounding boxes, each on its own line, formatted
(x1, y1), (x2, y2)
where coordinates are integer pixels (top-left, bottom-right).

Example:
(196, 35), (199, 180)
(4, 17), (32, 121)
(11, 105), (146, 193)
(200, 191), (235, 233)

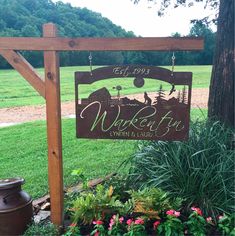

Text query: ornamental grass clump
(127, 120), (235, 218)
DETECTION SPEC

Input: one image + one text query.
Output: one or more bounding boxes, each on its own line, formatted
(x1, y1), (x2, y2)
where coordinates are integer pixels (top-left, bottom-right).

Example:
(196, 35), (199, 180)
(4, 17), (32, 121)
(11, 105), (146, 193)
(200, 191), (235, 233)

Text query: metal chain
(169, 52), (176, 95)
(171, 52), (175, 76)
(89, 52), (93, 76)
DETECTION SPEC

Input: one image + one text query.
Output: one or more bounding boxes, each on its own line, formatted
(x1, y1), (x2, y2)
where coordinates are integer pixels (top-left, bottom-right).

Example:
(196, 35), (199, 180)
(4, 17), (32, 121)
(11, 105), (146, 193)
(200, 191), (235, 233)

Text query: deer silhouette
(144, 92), (152, 105)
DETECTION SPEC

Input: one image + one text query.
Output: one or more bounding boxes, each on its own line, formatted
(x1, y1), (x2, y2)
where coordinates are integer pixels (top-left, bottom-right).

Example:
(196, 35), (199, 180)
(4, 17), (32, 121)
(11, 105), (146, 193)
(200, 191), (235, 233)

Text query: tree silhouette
(154, 84), (165, 105)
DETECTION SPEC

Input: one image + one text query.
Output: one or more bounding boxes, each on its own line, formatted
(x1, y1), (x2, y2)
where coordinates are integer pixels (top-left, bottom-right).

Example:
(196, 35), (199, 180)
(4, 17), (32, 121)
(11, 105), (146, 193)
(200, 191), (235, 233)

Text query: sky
(53, 0), (216, 37)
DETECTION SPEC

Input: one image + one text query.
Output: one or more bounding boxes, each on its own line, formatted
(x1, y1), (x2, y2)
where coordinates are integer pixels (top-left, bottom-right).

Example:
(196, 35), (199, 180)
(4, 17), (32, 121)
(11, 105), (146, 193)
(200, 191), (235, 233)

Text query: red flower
(134, 217), (144, 225)
(126, 219), (133, 225)
(191, 207), (202, 216)
(153, 221), (160, 230)
(93, 220), (103, 225)
(166, 210), (175, 215)
(69, 223), (77, 227)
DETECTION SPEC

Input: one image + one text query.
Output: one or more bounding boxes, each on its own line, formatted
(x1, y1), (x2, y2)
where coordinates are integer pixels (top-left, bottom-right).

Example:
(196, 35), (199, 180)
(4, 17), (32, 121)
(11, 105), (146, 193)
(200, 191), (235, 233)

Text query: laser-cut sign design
(75, 65), (192, 141)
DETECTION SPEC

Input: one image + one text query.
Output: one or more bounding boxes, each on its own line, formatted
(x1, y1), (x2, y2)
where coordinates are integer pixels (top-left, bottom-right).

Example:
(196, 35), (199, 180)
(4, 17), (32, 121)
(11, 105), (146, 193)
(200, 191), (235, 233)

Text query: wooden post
(43, 23), (64, 226)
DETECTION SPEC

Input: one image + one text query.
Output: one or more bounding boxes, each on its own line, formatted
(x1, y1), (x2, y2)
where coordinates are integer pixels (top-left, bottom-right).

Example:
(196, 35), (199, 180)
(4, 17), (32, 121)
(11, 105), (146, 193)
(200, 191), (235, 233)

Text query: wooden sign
(75, 65), (192, 141)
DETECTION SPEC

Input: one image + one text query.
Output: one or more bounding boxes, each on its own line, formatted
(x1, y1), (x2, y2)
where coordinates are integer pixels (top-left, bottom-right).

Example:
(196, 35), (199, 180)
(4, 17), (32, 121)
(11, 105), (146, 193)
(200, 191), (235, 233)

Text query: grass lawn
(0, 65), (212, 108)
(0, 108), (207, 199)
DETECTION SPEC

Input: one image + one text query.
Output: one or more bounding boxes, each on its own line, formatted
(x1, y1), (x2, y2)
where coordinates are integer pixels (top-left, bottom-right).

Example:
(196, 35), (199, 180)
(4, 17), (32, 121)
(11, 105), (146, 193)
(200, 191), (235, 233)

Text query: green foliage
(91, 222), (106, 236)
(127, 120), (235, 218)
(23, 223), (59, 236)
(157, 215), (184, 236)
(185, 211), (207, 236)
(71, 185), (132, 224)
(218, 214), (235, 236)
(129, 187), (182, 217)
(63, 224), (82, 236)
(124, 223), (147, 236)
(107, 214), (126, 235)
(71, 168), (89, 190)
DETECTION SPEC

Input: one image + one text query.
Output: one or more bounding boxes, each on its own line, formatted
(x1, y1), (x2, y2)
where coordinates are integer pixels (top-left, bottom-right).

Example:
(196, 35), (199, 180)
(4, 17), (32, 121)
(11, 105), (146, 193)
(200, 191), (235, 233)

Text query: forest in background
(0, 0), (216, 68)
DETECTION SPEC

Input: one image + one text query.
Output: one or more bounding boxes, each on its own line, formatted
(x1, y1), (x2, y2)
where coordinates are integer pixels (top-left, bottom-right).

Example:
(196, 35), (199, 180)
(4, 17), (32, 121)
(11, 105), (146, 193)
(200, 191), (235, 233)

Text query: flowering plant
(66, 184), (234, 235)
(91, 220), (106, 236)
(185, 207), (207, 236)
(107, 214), (125, 235)
(124, 217), (147, 236)
(218, 214), (235, 235)
(63, 223), (81, 236)
(157, 209), (184, 236)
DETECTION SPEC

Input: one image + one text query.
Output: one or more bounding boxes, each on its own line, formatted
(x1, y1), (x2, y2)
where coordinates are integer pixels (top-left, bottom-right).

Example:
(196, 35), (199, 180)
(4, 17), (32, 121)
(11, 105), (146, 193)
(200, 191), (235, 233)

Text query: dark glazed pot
(0, 178), (33, 236)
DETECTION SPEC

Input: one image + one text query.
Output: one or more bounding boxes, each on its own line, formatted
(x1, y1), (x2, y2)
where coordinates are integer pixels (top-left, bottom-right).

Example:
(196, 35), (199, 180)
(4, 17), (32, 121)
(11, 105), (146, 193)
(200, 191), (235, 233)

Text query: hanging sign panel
(75, 65), (192, 141)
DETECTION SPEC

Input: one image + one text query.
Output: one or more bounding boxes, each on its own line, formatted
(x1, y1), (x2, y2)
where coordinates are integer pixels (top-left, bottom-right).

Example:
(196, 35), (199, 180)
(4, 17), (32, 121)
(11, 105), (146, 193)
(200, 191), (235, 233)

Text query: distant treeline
(0, 0), (216, 68)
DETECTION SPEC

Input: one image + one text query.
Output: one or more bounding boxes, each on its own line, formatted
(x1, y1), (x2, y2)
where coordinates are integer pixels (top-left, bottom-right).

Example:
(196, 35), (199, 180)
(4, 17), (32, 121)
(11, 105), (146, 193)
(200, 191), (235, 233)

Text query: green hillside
(0, 0), (134, 37)
(0, 0), (215, 68)
(0, 0), (135, 68)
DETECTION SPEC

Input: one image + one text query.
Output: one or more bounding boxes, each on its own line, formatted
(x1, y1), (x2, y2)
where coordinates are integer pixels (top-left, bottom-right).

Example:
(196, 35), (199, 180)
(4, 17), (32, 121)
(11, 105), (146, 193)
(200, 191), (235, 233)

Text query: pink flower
(174, 211), (181, 217)
(126, 219), (133, 225)
(93, 220), (103, 225)
(166, 210), (180, 217)
(206, 217), (212, 223)
(134, 217), (144, 225)
(119, 217), (124, 223)
(218, 215), (224, 220)
(112, 215), (116, 220)
(109, 218), (115, 230)
(191, 207), (202, 216)
(166, 210), (175, 215)
(153, 221), (160, 230)
(94, 231), (99, 236)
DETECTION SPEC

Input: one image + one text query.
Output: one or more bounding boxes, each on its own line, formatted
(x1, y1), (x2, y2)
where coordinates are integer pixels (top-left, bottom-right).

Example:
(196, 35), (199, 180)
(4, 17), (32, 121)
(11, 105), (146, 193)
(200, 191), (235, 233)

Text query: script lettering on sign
(75, 65), (192, 141)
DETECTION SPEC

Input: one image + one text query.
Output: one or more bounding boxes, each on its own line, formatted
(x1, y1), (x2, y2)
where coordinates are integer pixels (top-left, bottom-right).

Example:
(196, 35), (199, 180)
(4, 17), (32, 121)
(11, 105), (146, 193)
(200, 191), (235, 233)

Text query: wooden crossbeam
(0, 50), (45, 98)
(0, 37), (204, 51)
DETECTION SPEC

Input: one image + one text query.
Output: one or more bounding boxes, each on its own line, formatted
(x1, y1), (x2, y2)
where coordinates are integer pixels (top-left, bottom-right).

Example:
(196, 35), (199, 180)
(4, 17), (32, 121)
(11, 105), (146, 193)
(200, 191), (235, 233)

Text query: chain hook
(169, 52), (176, 95)
(171, 52), (175, 77)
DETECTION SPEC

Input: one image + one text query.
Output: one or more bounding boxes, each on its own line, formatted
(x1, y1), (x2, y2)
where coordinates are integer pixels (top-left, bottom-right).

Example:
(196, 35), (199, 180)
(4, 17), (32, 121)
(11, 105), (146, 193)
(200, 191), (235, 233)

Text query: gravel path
(0, 88), (209, 126)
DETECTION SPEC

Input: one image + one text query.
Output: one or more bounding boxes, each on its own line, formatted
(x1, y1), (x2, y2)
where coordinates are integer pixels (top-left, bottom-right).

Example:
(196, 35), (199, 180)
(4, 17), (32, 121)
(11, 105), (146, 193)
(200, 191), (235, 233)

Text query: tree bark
(208, 0), (234, 128)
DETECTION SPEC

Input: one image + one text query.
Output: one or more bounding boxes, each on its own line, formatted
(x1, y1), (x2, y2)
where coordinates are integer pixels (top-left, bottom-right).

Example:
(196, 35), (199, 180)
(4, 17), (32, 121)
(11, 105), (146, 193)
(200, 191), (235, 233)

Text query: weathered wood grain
(43, 23), (64, 227)
(0, 37), (204, 51)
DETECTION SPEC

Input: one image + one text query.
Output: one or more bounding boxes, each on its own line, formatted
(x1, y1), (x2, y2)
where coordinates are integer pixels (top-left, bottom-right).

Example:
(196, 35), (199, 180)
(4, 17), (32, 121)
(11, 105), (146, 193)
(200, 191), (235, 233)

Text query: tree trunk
(208, 0), (234, 128)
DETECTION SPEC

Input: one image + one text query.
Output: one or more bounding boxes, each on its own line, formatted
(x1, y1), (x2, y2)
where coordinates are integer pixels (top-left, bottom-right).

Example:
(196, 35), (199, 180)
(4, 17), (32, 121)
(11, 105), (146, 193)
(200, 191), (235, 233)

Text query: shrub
(23, 223), (59, 236)
(127, 120), (235, 218)
(129, 187), (182, 218)
(70, 184), (132, 224)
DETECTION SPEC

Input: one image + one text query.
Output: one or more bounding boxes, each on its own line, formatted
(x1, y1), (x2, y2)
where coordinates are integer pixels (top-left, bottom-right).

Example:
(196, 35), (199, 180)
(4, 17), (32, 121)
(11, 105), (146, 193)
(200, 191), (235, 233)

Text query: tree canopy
(131, 0), (234, 127)
(0, 0), (216, 69)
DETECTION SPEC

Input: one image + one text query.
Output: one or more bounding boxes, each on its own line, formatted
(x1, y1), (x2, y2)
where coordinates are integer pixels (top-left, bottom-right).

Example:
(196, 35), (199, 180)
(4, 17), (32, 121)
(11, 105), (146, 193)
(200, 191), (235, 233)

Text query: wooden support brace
(43, 23), (64, 226)
(0, 50), (45, 98)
